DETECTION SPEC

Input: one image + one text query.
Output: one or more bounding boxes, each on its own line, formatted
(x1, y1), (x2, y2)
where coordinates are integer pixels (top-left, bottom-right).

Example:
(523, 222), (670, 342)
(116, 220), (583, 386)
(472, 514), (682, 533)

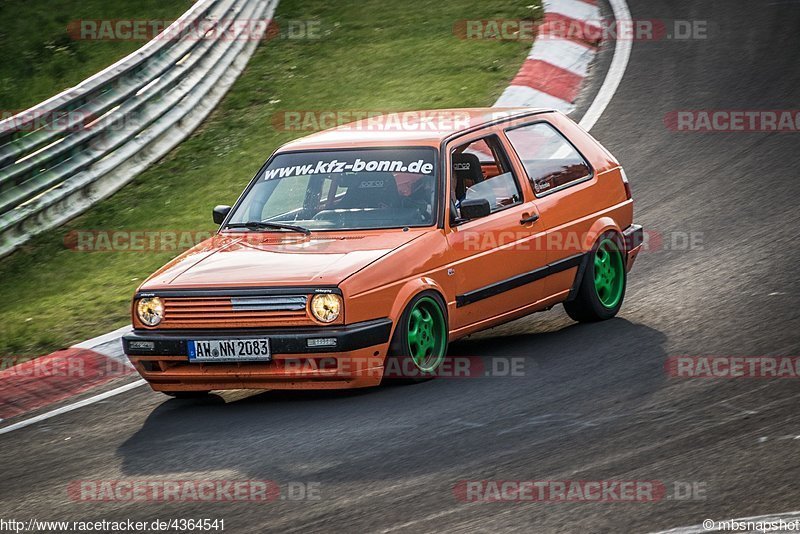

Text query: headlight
(137, 297), (164, 326)
(310, 293), (342, 323)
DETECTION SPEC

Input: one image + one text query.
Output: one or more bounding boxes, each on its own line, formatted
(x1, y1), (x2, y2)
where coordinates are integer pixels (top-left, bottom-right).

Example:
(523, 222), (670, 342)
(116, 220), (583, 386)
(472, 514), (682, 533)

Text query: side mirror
(213, 205), (231, 225)
(459, 198), (491, 220)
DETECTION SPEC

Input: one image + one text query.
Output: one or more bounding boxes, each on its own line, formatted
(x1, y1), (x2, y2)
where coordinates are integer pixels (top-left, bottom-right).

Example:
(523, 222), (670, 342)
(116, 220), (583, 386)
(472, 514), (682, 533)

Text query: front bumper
(623, 224), (644, 272)
(122, 318), (393, 391)
(123, 318), (392, 356)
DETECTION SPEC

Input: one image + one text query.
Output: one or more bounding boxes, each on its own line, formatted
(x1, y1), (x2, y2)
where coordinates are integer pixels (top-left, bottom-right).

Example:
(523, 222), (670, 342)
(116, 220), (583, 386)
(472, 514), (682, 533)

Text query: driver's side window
(450, 135), (522, 221)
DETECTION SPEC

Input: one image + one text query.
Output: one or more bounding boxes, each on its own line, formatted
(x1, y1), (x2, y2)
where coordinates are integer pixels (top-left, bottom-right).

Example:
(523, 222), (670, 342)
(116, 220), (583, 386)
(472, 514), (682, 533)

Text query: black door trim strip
(455, 252), (586, 308)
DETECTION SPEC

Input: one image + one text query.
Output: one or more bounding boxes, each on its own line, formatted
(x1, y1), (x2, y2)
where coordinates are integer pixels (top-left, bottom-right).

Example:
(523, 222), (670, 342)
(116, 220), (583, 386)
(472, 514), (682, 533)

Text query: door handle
(520, 213), (539, 224)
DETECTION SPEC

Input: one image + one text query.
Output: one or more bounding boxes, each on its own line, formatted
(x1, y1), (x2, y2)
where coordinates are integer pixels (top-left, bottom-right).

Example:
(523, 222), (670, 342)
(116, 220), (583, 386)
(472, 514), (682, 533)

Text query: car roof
(277, 107), (554, 151)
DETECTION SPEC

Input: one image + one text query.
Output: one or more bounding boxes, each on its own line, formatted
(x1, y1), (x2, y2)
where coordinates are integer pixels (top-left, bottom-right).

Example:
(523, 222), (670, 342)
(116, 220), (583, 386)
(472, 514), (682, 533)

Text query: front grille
(160, 294), (314, 329)
(230, 296), (307, 311)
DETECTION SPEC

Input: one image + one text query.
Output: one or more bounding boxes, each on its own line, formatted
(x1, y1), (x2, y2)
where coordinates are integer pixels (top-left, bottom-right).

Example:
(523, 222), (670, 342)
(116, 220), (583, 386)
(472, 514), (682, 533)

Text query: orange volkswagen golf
(123, 108), (643, 396)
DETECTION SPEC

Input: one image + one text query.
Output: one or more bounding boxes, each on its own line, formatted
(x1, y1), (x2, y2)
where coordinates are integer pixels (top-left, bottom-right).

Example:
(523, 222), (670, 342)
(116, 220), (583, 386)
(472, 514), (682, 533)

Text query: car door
(444, 131), (548, 332)
(502, 114), (608, 300)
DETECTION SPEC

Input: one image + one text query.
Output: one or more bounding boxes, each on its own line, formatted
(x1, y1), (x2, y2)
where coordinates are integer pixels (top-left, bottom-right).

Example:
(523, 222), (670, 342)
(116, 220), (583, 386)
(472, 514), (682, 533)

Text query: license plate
(187, 338), (271, 362)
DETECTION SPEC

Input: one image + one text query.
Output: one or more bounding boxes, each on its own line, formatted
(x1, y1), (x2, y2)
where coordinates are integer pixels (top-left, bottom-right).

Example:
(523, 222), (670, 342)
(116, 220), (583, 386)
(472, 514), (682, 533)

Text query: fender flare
(566, 218), (624, 302)
(386, 277), (449, 345)
(583, 216), (623, 251)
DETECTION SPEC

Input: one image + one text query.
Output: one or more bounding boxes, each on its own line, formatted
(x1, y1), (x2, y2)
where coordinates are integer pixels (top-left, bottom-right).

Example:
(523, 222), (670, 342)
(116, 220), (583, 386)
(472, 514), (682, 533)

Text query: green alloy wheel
(406, 296), (447, 372)
(593, 238), (625, 308)
(385, 292), (449, 382)
(563, 233), (627, 323)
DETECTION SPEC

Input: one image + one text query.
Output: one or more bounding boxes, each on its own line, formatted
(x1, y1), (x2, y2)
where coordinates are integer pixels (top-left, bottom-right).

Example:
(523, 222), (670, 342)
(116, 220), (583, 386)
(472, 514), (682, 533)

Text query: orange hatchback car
(123, 108), (643, 396)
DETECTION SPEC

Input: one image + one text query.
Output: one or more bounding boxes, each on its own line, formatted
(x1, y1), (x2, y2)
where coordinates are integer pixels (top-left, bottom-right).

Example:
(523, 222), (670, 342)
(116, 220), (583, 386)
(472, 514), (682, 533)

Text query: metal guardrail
(0, 0), (277, 258)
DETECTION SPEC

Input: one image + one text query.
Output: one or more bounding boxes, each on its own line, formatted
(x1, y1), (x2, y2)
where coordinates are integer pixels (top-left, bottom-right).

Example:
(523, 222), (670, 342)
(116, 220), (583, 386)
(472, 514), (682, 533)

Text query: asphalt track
(2, 1), (800, 532)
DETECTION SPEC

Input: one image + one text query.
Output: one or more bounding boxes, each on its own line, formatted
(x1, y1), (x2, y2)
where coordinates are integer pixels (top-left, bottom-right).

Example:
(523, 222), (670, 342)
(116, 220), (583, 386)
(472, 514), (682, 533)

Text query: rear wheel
(564, 234), (626, 322)
(384, 292), (448, 382)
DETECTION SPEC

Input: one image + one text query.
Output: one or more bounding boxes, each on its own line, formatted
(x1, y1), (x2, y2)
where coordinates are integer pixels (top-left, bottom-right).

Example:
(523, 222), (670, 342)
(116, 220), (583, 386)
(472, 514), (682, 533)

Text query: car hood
(139, 229), (430, 290)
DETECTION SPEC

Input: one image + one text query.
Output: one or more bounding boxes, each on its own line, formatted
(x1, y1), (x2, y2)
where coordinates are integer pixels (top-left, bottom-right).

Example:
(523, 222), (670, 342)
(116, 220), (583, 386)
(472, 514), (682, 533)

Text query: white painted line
(495, 85), (576, 113)
(530, 39), (595, 77)
(0, 379), (146, 436)
(543, 0), (601, 25)
(578, 0), (632, 132)
(72, 324), (131, 350)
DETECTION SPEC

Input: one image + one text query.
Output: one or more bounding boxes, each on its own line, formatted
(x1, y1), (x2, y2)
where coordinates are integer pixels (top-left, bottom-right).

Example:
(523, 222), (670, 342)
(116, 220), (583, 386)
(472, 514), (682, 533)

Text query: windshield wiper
(225, 221), (311, 235)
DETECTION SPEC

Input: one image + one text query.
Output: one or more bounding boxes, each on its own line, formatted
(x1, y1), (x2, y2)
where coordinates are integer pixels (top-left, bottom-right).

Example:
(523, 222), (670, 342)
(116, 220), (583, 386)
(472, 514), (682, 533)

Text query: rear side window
(505, 123), (592, 196)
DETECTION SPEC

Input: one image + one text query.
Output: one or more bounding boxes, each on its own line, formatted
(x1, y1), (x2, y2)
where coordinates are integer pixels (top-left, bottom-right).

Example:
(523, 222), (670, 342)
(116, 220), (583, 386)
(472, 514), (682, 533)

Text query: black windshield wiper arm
(225, 221), (311, 235)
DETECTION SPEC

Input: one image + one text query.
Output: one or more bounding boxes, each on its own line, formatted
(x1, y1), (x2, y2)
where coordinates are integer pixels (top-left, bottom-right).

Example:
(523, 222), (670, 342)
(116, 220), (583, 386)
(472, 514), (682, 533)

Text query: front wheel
(564, 233), (626, 322)
(384, 292), (449, 382)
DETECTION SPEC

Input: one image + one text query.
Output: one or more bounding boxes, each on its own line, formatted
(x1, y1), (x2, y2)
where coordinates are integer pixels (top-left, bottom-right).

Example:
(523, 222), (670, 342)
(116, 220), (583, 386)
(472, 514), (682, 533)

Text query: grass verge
(0, 0), (193, 111)
(0, 0), (540, 358)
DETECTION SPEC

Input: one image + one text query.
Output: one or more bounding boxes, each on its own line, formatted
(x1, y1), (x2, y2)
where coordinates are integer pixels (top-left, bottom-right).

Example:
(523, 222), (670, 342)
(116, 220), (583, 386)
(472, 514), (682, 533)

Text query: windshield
(227, 148), (438, 231)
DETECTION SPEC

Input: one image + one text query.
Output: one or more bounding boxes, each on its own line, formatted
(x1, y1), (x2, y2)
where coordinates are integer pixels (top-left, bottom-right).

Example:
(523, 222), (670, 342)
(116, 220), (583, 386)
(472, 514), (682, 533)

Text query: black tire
(162, 391), (211, 398)
(383, 291), (449, 383)
(563, 232), (626, 322)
